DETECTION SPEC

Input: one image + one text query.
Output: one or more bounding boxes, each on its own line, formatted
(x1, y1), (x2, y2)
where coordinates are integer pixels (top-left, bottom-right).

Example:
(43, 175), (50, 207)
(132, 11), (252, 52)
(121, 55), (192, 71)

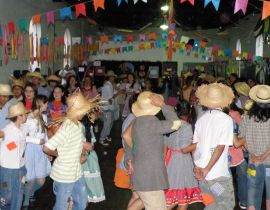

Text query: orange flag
(32, 15), (41, 24)
(94, 0), (105, 11)
(262, 1), (270, 20)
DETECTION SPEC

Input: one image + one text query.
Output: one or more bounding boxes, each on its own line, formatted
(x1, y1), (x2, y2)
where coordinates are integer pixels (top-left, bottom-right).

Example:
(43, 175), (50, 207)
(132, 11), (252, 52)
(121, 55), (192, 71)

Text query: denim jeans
(247, 163), (270, 209)
(236, 160), (248, 205)
(53, 177), (87, 210)
(0, 166), (27, 210)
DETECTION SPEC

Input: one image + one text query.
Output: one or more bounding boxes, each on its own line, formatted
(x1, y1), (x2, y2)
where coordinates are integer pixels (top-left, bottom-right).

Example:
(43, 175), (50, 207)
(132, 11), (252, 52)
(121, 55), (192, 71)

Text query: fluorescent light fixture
(161, 5), (169, 12)
(160, 24), (168, 30)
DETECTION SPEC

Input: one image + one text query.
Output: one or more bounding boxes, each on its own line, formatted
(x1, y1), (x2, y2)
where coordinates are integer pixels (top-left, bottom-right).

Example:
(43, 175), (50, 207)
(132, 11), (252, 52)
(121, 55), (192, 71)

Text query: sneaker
(105, 137), (112, 142)
(239, 202), (247, 209)
(100, 141), (109, 147)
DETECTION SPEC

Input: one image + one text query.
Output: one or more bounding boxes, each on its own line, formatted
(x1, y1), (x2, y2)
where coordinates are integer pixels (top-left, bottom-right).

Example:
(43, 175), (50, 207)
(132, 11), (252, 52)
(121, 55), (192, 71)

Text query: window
(64, 28), (71, 68)
(236, 39), (241, 61)
(255, 34), (263, 57)
(29, 20), (41, 71)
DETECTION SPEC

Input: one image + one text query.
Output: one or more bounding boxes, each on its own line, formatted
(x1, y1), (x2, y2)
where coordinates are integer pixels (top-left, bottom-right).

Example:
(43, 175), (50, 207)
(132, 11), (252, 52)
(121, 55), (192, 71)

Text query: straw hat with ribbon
(234, 82), (250, 97)
(0, 84), (14, 96)
(106, 70), (117, 78)
(249, 85), (270, 104)
(47, 75), (61, 83)
(196, 83), (235, 109)
(26, 72), (46, 86)
(66, 93), (100, 120)
(7, 102), (27, 118)
(132, 91), (163, 117)
(11, 79), (25, 89)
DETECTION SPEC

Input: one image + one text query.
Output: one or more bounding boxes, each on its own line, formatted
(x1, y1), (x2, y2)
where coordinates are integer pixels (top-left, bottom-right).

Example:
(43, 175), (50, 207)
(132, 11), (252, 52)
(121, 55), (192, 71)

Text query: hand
(80, 154), (87, 164)
(150, 94), (164, 107)
(48, 155), (53, 161)
(40, 139), (46, 145)
(127, 160), (134, 175)
(250, 152), (266, 164)
(193, 167), (209, 181)
(0, 130), (4, 139)
(83, 142), (93, 151)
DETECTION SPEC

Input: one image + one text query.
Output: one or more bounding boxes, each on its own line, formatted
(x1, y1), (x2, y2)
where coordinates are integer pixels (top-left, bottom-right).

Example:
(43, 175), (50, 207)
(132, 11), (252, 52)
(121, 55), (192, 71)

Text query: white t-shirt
(0, 122), (26, 169)
(193, 110), (233, 180)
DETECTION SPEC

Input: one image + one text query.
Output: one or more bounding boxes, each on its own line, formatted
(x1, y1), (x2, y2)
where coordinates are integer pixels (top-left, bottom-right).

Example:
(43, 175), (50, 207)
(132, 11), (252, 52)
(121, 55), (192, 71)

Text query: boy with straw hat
(43, 93), (98, 210)
(193, 83), (235, 209)
(0, 102), (28, 210)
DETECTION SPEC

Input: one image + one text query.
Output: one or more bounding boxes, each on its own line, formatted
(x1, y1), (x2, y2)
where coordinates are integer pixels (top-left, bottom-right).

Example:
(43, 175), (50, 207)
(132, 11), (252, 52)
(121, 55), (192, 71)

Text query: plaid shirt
(239, 114), (270, 165)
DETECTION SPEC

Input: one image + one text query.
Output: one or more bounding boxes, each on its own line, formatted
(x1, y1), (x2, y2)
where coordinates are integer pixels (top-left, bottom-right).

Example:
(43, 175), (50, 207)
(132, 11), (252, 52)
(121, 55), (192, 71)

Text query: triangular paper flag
(0, 26), (2, 37)
(18, 19), (29, 32)
(72, 37), (81, 44)
(234, 0), (248, 15)
(204, 0), (220, 11)
(46, 11), (55, 25)
(60, 7), (72, 21)
(86, 36), (93, 44)
(32, 15), (41, 24)
(8, 21), (15, 34)
(75, 3), (86, 17)
(94, 0), (105, 11)
(117, 0), (128, 6)
(262, 1), (270, 20)
(134, 0), (139, 3)
(180, 0), (195, 6)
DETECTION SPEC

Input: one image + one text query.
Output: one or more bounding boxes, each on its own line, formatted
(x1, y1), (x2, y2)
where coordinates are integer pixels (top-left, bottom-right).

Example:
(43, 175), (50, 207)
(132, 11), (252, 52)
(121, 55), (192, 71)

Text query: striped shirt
(45, 119), (85, 183)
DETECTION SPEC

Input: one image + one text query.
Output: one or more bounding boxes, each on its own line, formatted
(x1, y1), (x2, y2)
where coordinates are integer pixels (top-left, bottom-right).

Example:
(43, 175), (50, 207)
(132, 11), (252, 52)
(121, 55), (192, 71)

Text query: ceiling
(53, 0), (263, 31)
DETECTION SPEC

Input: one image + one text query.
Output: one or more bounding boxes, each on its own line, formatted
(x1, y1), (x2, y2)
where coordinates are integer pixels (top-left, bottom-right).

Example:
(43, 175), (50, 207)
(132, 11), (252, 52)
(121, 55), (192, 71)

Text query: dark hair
(32, 95), (48, 111)
(176, 100), (191, 117)
(9, 116), (18, 122)
(248, 102), (270, 122)
(22, 84), (37, 109)
(66, 75), (80, 88)
(49, 85), (66, 104)
(185, 76), (194, 87)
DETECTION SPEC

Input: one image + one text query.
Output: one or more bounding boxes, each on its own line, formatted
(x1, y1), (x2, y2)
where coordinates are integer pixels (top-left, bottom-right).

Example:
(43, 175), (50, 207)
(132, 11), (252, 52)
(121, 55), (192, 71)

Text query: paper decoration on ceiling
(8, 21), (15, 34)
(94, 0), (105, 11)
(86, 36), (93, 44)
(32, 15), (41, 24)
(114, 34), (123, 42)
(57, 37), (65, 45)
(46, 11), (55, 25)
(234, 0), (248, 15)
(117, 0), (128, 6)
(180, 35), (189, 43)
(204, 0), (220, 11)
(148, 32), (156, 40)
(262, 1), (270, 20)
(60, 7), (72, 20)
(18, 19), (29, 32)
(162, 31), (168, 39)
(100, 35), (109, 44)
(180, 0), (195, 6)
(134, 0), (147, 3)
(139, 34), (146, 41)
(75, 3), (86, 17)
(126, 35), (134, 42)
(0, 25), (2, 45)
(72, 37), (81, 44)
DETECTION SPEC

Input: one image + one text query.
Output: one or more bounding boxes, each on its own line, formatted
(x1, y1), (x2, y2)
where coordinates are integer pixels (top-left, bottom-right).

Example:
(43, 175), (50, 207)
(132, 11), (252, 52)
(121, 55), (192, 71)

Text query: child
(22, 95), (51, 208)
(164, 101), (202, 210)
(0, 102), (28, 210)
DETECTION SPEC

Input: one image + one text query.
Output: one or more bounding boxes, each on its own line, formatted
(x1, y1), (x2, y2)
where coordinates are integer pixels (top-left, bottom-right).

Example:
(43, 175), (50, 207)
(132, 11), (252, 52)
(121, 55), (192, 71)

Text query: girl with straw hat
(0, 102), (28, 210)
(43, 93), (98, 210)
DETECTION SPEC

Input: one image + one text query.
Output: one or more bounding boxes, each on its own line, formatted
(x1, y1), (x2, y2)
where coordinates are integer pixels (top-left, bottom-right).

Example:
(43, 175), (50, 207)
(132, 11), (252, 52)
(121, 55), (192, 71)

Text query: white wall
(0, 0), (93, 82)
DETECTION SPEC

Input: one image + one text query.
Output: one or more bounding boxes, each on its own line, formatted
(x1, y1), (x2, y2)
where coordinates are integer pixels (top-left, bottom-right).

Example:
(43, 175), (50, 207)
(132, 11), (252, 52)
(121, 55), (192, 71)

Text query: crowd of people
(0, 65), (269, 210)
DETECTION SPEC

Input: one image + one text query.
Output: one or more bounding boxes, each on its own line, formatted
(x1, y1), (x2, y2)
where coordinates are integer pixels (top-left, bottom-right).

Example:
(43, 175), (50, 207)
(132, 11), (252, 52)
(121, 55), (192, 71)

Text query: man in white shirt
(99, 70), (116, 146)
(193, 83), (235, 210)
(0, 102), (27, 210)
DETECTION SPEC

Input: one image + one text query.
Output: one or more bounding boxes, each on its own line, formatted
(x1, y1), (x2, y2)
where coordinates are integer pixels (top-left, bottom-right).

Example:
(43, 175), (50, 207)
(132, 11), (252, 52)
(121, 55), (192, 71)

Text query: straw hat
(183, 72), (193, 78)
(66, 93), (96, 120)
(234, 82), (250, 97)
(106, 70), (117, 77)
(47, 75), (61, 83)
(0, 84), (14, 96)
(11, 79), (25, 89)
(132, 91), (163, 117)
(26, 72), (46, 86)
(7, 102), (27, 118)
(249, 85), (270, 104)
(196, 83), (235, 109)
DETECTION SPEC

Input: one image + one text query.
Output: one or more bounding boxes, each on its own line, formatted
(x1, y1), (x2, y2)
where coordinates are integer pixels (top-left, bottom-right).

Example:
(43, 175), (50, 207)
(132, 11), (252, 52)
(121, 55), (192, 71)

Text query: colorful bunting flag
(234, 0), (248, 15)
(18, 19), (29, 32)
(262, 1), (270, 20)
(204, 0), (220, 11)
(126, 35), (134, 42)
(75, 3), (86, 17)
(139, 34), (146, 41)
(100, 35), (109, 44)
(94, 0), (105, 11)
(46, 11), (55, 25)
(161, 31), (168, 39)
(113, 34), (123, 42)
(180, 0), (195, 6)
(57, 37), (64, 45)
(32, 15), (41, 24)
(86, 36), (93, 44)
(60, 7), (72, 21)
(117, 0), (128, 6)
(8, 21), (15, 34)
(0, 26), (2, 37)
(148, 32), (156, 40)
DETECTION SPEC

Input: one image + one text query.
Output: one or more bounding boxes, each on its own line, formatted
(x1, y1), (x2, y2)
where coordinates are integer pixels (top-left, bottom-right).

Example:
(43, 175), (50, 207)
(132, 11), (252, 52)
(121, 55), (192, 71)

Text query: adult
(0, 84), (15, 129)
(234, 82), (250, 109)
(193, 83), (235, 210)
(99, 70), (117, 146)
(26, 72), (50, 98)
(65, 75), (80, 97)
(124, 91), (181, 210)
(81, 75), (98, 100)
(234, 85), (270, 210)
